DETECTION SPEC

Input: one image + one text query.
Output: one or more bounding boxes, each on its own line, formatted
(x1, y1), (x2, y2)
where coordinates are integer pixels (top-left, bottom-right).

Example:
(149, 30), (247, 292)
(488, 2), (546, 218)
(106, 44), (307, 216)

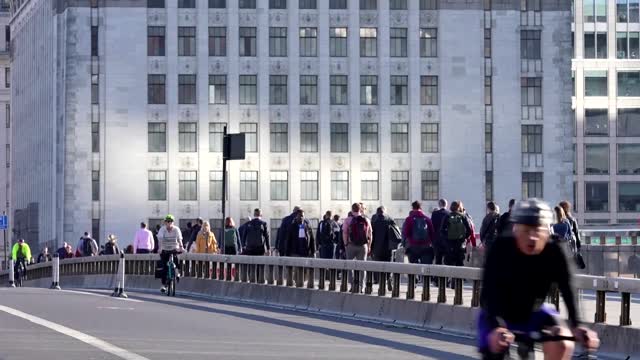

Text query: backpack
(82, 238), (93, 256)
(224, 228), (238, 248)
(410, 216), (430, 246)
(244, 220), (264, 250)
(318, 220), (334, 247)
(104, 242), (115, 255)
(446, 213), (467, 242)
(349, 216), (369, 246)
(484, 214), (499, 247)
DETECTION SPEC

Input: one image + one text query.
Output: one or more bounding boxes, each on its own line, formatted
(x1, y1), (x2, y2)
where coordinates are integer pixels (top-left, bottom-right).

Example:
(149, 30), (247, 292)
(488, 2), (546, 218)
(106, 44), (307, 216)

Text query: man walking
(79, 232), (99, 257)
(440, 201), (473, 267)
(316, 211), (336, 259)
(342, 203), (372, 293)
(431, 199), (450, 265)
(371, 206), (396, 290)
(496, 199), (516, 238)
(187, 218), (203, 252)
(242, 209), (270, 256)
(134, 222), (154, 254)
(403, 201), (436, 266)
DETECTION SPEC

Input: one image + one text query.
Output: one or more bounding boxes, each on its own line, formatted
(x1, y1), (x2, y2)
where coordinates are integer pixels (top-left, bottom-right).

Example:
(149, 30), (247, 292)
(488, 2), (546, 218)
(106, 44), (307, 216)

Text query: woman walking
(194, 221), (219, 254)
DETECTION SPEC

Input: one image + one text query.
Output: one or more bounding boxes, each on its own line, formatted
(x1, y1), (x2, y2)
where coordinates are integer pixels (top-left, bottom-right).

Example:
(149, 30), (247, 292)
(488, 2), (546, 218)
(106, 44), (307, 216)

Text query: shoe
(160, 286), (167, 293)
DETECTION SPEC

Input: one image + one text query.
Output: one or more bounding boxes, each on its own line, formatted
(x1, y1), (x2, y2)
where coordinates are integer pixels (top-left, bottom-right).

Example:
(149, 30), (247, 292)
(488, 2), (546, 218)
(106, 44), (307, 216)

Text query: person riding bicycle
(11, 239), (32, 282)
(479, 199), (599, 359)
(157, 215), (184, 293)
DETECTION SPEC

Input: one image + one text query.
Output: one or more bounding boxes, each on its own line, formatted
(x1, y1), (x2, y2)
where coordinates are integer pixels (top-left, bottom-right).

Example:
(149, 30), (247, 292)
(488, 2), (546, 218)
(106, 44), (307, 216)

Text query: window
(269, 27), (287, 57)
(331, 171), (349, 200)
(148, 75), (166, 104)
(585, 109), (608, 136)
(361, 171), (379, 201)
(618, 71), (640, 96)
(360, 75), (378, 105)
(5, 104), (9, 129)
(330, 0), (347, 9)
(521, 77), (542, 106)
(178, 27), (196, 56)
(618, 182), (640, 212)
(632, 0), (640, 22)
(270, 0), (286, 8)
(584, 32), (607, 59)
(521, 0), (540, 10)
(618, 0), (629, 22)
(360, 0), (376, 9)
(92, 171), (100, 201)
(522, 172), (543, 199)
(209, 27), (227, 56)
(360, 28), (377, 57)
(421, 171), (439, 201)
(484, 76), (492, 105)
(179, 171), (198, 201)
(585, 144), (609, 175)
(391, 123), (409, 153)
(239, 123), (258, 152)
(420, 28), (437, 57)
(299, 27), (318, 57)
(209, 171), (225, 201)
(586, 182), (609, 212)
(209, 123), (226, 152)
(91, 75), (99, 104)
(269, 219), (281, 246)
(617, 32), (628, 59)
(240, 171), (258, 200)
(301, 171), (319, 200)
(92, 123), (99, 153)
(330, 75), (348, 105)
(585, 70), (607, 96)
(390, 0), (407, 9)
(391, 171), (409, 201)
(148, 123), (166, 152)
(421, 76), (438, 105)
(390, 28), (407, 57)
(270, 123), (288, 153)
(91, 26), (98, 57)
(239, 27), (257, 57)
(300, 75), (317, 105)
(239, 0), (256, 8)
(521, 30), (541, 59)
(484, 29), (491, 58)
(485, 125), (492, 153)
(360, 123), (379, 153)
(330, 123), (349, 152)
(390, 76), (408, 105)
(521, 125), (542, 154)
(299, 0), (316, 9)
(420, 0), (438, 9)
(270, 171), (288, 200)
(148, 0), (164, 8)
(148, 26), (165, 56)
(618, 108), (640, 136)
(330, 28), (348, 57)
(178, 75), (197, 104)
(178, 123), (197, 152)
(300, 123), (318, 152)
(239, 75), (257, 105)
(149, 171), (167, 201)
(618, 144), (640, 174)
(178, 0), (195, 7)
(209, 0), (226, 8)
(486, 171), (493, 201)
(209, 75), (227, 104)
(92, 219), (100, 244)
(584, 0), (607, 22)
(421, 123), (438, 153)
(269, 75), (288, 105)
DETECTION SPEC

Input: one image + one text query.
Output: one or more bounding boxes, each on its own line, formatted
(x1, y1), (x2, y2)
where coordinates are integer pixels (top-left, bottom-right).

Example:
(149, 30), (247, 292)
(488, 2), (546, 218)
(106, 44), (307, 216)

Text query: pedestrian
(37, 247), (52, 263)
(276, 206), (300, 256)
(316, 211), (336, 259)
(153, 224), (161, 253)
(133, 222), (154, 254)
(103, 234), (120, 255)
(370, 206), (396, 290)
(187, 218), (203, 252)
(182, 222), (193, 248)
(440, 201), (473, 267)
(480, 201), (500, 249)
(332, 214), (344, 260)
(194, 221), (219, 254)
(552, 206), (576, 254)
(430, 199), (450, 265)
(64, 243), (74, 258)
(496, 198), (516, 238)
(242, 209), (270, 256)
(157, 215), (185, 293)
(222, 217), (242, 255)
(124, 245), (134, 254)
(79, 232), (99, 257)
(285, 209), (315, 257)
(403, 201), (436, 266)
(559, 201), (581, 252)
(342, 203), (372, 293)
(460, 202), (478, 248)
(238, 216), (252, 249)
(56, 242), (69, 259)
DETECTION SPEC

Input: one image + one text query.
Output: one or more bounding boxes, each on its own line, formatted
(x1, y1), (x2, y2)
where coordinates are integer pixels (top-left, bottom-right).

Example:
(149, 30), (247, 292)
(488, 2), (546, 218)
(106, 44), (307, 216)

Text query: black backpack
(82, 238), (93, 256)
(244, 220), (264, 250)
(318, 220), (334, 247)
(104, 242), (115, 255)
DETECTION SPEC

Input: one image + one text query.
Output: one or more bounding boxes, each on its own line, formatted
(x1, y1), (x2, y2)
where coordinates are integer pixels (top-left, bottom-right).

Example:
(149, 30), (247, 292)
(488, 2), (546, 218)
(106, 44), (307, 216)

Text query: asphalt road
(0, 287), (479, 360)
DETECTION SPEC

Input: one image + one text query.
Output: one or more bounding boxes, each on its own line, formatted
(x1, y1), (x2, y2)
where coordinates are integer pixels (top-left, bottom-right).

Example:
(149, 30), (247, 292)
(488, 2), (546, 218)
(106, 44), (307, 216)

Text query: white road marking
(60, 289), (143, 303)
(97, 306), (135, 311)
(0, 304), (150, 360)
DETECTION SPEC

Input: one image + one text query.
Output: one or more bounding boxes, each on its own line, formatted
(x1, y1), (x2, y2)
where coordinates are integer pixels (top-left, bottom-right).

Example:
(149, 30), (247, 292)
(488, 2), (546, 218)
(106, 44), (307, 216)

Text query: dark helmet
(510, 199), (553, 226)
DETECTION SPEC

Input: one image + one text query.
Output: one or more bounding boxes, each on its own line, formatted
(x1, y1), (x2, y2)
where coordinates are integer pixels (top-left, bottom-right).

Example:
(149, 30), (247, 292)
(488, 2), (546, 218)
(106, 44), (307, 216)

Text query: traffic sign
(0, 215), (7, 230)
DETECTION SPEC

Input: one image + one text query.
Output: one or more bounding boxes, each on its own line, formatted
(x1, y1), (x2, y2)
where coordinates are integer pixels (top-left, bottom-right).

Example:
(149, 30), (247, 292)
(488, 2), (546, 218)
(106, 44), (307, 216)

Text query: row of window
(149, 26), (438, 58)
(583, 182), (640, 213)
(616, 32), (640, 59)
(581, 144), (640, 175)
(149, 0), (439, 10)
(138, 122), (441, 154)
(145, 170), (440, 202)
(583, 108), (640, 137)
(583, 70), (640, 97)
(582, 0), (640, 23)
(149, 74), (438, 105)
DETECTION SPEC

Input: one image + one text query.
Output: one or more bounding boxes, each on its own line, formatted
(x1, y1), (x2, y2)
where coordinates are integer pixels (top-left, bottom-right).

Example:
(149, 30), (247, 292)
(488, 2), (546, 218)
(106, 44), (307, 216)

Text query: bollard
(50, 255), (61, 290)
(8, 259), (15, 287)
(111, 253), (128, 298)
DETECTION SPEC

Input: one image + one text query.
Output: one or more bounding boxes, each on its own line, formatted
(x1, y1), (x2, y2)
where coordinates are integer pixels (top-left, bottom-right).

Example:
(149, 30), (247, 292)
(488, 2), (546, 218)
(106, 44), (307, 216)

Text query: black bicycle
(13, 260), (25, 288)
(506, 329), (597, 360)
(165, 254), (177, 297)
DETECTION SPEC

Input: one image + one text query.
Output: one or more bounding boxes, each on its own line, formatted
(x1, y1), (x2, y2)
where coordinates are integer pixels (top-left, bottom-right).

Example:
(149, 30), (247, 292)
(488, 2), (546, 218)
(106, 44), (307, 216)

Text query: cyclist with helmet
(478, 199), (599, 359)
(11, 239), (32, 282)
(157, 215), (184, 293)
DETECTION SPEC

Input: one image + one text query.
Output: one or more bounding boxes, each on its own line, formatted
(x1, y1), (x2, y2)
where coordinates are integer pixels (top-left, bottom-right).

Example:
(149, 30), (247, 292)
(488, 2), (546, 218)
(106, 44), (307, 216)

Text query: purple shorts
(477, 304), (560, 353)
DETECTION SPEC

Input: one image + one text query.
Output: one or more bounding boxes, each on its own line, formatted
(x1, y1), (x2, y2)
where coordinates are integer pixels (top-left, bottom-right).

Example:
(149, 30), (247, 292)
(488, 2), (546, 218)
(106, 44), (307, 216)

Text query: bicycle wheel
(170, 279), (176, 297)
(166, 279), (173, 297)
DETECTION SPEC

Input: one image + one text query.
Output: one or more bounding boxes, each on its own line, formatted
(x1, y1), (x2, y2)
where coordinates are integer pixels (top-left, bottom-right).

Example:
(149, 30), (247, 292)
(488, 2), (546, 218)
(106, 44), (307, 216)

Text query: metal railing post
(8, 259), (14, 287)
(421, 276), (430, 302)
(594, 290), (606, 323)
(620, 292), (631, 326)
(111, 253), (128, 298)
(50, 255), (61, 290)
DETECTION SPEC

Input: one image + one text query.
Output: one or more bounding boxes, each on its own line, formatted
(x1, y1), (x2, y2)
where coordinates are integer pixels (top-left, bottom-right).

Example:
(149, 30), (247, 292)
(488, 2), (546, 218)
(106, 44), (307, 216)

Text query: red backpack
(349, 216), (369, 246)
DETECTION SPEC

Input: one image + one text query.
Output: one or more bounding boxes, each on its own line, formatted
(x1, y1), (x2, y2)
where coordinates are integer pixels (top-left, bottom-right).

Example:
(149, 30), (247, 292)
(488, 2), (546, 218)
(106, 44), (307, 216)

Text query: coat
(285, 220), (315, 257)
(194, 231), (218, 254)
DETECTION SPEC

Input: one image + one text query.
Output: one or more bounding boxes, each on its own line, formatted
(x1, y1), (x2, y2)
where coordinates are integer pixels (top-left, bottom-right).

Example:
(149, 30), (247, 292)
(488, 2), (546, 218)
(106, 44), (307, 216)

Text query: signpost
(0, 212), (7, 269)
(221, 127), (245, 253)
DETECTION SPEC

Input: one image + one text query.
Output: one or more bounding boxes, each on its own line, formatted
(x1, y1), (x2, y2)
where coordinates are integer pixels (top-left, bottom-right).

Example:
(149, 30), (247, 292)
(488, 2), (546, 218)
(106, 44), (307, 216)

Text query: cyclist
(157, 215), (184, 293)
(478, 199), (599, 360)
(11, 239), (32, 284)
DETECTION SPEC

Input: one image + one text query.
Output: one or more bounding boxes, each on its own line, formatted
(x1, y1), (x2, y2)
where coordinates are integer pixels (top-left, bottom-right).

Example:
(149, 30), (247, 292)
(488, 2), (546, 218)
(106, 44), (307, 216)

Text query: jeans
(136, 249), (151, 254)
(406, 246), (434, 265)
(444, 247), (465, 267)
(372, 250), (391, 284)
(345, 244), (367, 290)
(318, 245), (334, 259)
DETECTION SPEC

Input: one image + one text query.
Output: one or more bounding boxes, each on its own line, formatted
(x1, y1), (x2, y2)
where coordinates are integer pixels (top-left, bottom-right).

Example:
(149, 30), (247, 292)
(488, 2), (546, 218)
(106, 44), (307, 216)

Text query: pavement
(0, 287), (479, 360)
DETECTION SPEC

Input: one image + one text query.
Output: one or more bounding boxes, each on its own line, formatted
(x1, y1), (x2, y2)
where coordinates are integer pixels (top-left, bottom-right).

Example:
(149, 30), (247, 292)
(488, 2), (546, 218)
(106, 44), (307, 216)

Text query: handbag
(574, 252), (586, 270)
(388, 223), (402, 251)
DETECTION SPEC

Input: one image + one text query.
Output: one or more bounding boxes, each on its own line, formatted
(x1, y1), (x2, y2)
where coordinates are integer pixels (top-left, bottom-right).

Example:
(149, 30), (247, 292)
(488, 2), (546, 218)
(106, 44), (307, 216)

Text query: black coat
(371, 214), (394, 257)
(430, 208), (450, 248)
(285, 220), (315, 257)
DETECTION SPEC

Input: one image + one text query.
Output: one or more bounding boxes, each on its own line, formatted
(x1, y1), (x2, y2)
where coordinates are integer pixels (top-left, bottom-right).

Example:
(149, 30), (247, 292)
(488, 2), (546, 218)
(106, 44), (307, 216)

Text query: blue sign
(0, 215), (7, 230)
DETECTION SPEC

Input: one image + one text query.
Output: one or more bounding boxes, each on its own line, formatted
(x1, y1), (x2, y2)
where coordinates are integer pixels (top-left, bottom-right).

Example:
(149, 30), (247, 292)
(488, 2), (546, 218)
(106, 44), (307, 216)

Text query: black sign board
(223, 133), (246, 160)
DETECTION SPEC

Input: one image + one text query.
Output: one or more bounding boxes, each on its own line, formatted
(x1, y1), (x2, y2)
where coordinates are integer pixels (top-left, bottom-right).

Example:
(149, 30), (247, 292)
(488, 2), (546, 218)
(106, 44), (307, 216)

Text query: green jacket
(11, 242), (32, 262)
